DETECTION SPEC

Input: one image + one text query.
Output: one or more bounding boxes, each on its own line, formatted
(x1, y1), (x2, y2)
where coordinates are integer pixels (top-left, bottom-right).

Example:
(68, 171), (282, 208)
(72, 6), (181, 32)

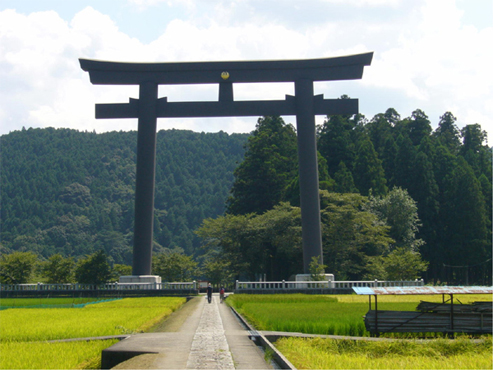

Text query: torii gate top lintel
(79, 52), (373, 85)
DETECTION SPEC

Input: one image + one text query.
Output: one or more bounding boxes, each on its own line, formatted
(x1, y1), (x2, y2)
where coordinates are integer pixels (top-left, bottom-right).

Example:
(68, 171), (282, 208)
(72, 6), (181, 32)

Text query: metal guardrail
(235, 279), (425, 290)
(0, 281), (197, 291)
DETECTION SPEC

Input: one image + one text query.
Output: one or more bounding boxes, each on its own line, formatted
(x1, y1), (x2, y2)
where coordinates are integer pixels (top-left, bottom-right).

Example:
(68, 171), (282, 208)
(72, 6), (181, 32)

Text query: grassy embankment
(0, 297), (185, 369)
(227, 294), (492, 369)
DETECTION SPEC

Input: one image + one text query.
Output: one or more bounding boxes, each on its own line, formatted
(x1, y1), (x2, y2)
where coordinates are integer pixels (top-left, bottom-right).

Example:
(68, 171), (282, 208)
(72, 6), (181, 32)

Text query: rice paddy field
(0, 297), (109, 309)
(227, 294), (492, 337)
(275, 336), (492, 369)
(0, 297), (186, 369)
(228, 294), (492, 369)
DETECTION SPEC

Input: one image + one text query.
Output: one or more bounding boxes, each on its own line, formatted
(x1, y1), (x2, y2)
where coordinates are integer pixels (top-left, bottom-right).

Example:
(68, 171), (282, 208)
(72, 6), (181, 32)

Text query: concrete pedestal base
(119, 275), (162, 284)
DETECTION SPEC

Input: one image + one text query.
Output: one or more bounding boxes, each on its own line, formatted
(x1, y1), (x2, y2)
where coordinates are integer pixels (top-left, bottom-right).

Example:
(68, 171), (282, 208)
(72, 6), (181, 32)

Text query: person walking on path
(219, 286), (225, 303)
(206, 283), (213, 303)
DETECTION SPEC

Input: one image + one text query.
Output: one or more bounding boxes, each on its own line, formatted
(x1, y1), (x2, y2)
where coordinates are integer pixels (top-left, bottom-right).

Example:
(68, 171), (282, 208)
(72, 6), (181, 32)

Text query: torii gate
(80, 52), (373, 277)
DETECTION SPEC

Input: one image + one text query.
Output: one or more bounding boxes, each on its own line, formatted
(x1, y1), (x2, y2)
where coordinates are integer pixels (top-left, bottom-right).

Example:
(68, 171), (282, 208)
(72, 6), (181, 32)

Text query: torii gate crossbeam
(80, 52), (373, 276)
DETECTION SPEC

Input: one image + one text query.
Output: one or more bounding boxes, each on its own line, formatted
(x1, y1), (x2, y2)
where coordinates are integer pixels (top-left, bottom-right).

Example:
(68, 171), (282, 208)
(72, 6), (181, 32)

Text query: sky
(1, 0), (492, 139)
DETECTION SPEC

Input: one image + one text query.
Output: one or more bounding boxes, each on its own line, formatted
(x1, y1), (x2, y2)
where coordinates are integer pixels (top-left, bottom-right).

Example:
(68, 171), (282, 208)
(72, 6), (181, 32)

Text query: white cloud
(0, 0), (492, 138)
(359, 0), (493, 130)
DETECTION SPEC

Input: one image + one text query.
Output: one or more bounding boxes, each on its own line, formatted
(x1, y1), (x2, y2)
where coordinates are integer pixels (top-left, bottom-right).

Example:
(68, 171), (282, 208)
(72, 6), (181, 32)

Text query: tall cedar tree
(412, 151), (439, 274)
(393, 134), (416, 192)
(381, 135), (398, 187)
(334, 161), (358, 193)
(353, 135), (387, 196)
(407, 109), (433, 146)
(318, 114), (356, 178)
(442, 157), (489, 268)
(433, 112), (461, 154)
(226, 116), (298, 215)
(365, 113), (393, 156)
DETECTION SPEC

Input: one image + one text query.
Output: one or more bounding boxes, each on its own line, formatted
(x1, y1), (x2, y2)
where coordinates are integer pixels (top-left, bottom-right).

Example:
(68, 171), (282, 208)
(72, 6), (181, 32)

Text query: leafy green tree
(365, 247), (429, 281)
(0, 251), (38, 284)
(196, 213), (256, 278)
(111, 264), (132, 281)
(59, 183), (92, 206)
(253, 203), (303, 280)
(226, 116), (298, 215)
(309, 256), (327, 281)
(198, 203), (302, 280)
(202, 259), (234, 287)
(320, 191), (393, 280)
(383, 248), (429, 280)
(364, 187), (424, 251)
(152, 251), (198, 282)
(75, 250), (112, 284)
(42, 254), (75, 283)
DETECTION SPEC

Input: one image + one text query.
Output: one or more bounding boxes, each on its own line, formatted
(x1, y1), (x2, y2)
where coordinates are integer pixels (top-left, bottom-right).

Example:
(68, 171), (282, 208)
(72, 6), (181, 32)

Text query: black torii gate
(80, 52), (373, 276)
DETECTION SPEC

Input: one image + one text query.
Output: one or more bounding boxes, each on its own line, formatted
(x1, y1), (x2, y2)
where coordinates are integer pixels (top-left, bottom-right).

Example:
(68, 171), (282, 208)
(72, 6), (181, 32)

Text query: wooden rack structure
(353, 286), (492, 337)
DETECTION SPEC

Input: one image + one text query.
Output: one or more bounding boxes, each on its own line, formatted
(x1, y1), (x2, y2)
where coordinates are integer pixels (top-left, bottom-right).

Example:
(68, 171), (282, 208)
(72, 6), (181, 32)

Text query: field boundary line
(44, 335), (130, 343)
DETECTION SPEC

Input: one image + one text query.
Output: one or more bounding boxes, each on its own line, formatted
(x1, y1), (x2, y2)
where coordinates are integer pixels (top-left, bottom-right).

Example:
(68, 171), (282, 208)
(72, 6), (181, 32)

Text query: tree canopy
(226, 116), (298, 215)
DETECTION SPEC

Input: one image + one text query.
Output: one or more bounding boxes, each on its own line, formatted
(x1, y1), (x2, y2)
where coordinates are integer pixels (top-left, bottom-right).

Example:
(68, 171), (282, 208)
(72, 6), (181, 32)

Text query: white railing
(235, 279), (425, 290)
(0, 281), (197, 292)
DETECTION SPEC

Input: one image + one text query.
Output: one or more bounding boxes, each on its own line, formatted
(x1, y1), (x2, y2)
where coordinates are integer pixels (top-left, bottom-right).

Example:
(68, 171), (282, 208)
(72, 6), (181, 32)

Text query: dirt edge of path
(110, 296), (202, 369)
(150, 296), (201, 332)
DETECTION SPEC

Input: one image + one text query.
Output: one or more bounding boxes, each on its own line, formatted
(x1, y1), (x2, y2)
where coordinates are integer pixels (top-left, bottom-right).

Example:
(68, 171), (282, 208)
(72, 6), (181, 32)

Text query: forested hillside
(1, 128), (248, 265)
(1, 107), (492, 285)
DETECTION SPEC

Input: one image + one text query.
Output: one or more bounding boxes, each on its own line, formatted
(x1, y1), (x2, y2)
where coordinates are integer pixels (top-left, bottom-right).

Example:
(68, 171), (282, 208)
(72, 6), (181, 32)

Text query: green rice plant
(228, 294), (337, 309)
(227, 294), (492, 337)
(239, 301), (367, 336)
(275, 336), (493, 369)
(0, 297), (186, 369)
(0, 339), (119, 369)
(0, 297), (185, 342)
(0, 297), (115, 309)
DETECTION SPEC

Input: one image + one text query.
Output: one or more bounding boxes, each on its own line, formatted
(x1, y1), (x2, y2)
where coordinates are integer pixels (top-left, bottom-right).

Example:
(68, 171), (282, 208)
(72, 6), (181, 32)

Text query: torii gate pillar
(80, 52), (373, 276)
(295, 79), (323, 273)
(132, 82), (158, 275)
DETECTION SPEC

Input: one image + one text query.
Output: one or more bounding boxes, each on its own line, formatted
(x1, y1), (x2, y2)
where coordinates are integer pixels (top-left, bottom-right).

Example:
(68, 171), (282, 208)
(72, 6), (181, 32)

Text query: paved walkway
(106, 294), (272, 369)
(186, 296), (235, 369)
